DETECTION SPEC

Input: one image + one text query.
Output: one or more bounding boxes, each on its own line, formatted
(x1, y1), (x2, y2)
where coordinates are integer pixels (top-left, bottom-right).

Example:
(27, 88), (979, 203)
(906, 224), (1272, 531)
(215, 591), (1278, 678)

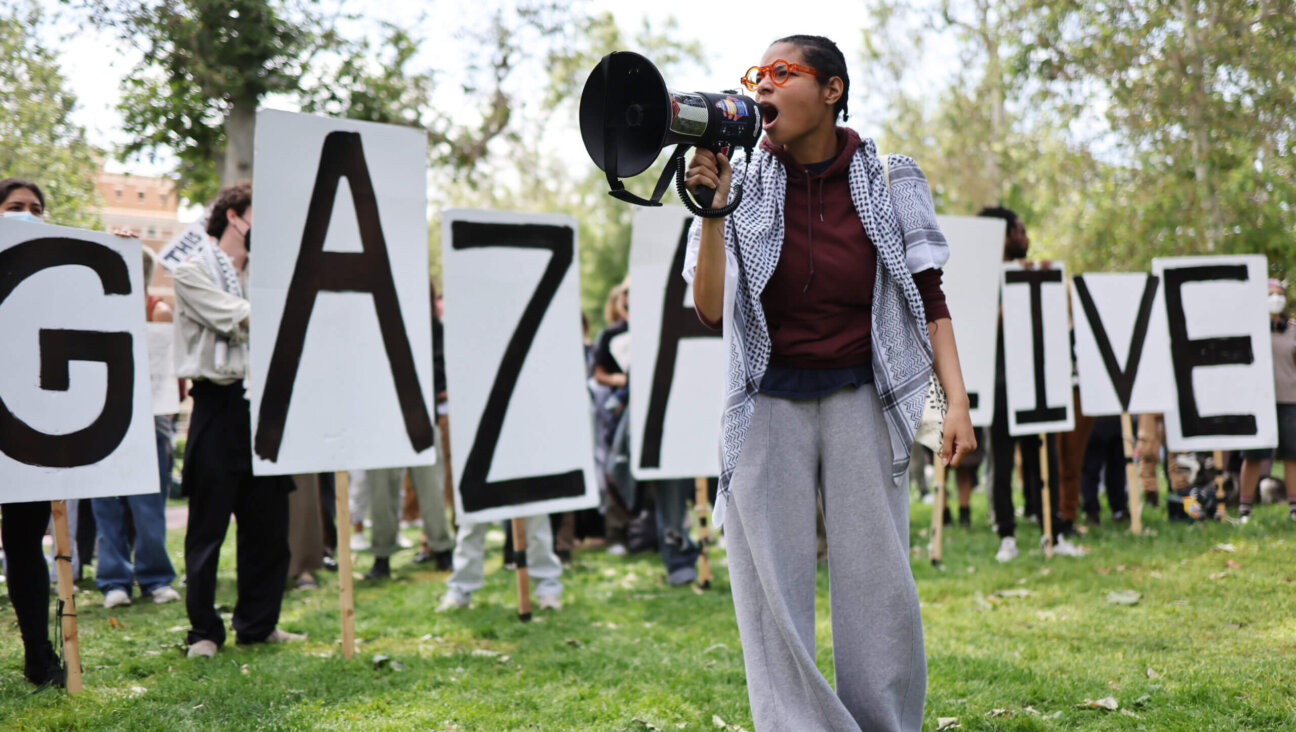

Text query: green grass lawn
(3, 490), (1296, 731)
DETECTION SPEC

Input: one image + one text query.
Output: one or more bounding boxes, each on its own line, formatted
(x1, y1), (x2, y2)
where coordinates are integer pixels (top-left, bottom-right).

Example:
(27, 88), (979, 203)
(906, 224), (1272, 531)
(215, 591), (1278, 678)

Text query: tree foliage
(0, 3), (100, 228)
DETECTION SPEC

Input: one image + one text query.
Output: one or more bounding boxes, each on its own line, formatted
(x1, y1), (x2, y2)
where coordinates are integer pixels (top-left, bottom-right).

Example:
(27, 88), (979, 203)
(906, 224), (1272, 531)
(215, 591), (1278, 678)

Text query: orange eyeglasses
(740, 59), (820, 91)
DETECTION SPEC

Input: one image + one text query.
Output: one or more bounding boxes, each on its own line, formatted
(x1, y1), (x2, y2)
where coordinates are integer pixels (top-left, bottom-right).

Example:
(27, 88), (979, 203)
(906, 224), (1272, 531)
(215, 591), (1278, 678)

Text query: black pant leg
(1081, 430), (1104, 516)
(1020, 434), (1042, 520)
(231, 472), (291, 644)
(183, 390), (237, 647)
(2, 501), (52, 652)
(991, 380), (1017, 538)
(1103, 423), (1129, 513)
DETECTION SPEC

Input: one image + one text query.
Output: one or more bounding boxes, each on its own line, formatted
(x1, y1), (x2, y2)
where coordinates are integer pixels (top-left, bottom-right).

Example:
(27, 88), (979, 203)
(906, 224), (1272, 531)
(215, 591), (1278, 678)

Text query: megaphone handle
(692, 186), (716, 209)
(675, 145), (748, 219)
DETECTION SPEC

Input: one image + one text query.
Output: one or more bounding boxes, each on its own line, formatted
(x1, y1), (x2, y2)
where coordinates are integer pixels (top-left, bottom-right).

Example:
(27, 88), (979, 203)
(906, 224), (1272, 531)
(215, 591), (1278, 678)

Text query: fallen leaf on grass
(935, 717), (961, 730)
(128, 685), (147, 697)
(630, 720), (662, 731)
(1095, 566), (1112, 575)
(1209, 571), (1231, 580)
(1120, 708), (1143, 719)
(1146, 667), (1161, 680)
(993, 588), (1033, 598)
(987, 709), (1011, 718)
(704, 644), (729, 653)
(1106, 590), (1142, 605)
(192, 704), (204, 710)
(1214, 543), (1238, 553)
(972, 592), (992, 611)
(109, 617), (124, 629)
(1134, 694), (1152, 706)
(168, 625), (187, 633)
(712, 715), (727, 728)
(1149, 571), (1164, 579)
(1226, 560), (1242, 569)
(240, 664), (249, 675)
(1079, 696), (1119, 710)
(565, 638), (583, 649)
(470, 649), (502, 658)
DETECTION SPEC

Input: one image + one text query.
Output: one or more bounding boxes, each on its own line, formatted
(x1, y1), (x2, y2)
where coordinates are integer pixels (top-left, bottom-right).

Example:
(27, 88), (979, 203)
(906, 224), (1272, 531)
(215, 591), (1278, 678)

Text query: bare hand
(940, 405), (977, 467)
(113, 228), (140, 238)
(684, 149), (732, 211)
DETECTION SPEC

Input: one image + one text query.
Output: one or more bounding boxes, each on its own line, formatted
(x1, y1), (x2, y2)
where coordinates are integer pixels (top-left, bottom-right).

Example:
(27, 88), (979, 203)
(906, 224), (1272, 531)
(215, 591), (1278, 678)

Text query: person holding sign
(89, 245), (181, 609)
(0, 178), (64, 688)
(1238, 280), (1296, 524)
(684, 36), (976, 731)
(173, 182), (304, 658)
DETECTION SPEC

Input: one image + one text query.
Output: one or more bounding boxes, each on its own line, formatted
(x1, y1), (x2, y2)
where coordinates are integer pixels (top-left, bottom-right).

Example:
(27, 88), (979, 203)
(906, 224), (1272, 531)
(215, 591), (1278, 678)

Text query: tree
(0, 4), (100, 228)
(80, 0), (335, 203)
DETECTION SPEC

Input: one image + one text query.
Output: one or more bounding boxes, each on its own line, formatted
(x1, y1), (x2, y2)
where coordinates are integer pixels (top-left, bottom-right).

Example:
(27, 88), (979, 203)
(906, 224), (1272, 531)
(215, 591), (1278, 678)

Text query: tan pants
(1136, 414), (1188, 493)
(287, 474), (325, 577)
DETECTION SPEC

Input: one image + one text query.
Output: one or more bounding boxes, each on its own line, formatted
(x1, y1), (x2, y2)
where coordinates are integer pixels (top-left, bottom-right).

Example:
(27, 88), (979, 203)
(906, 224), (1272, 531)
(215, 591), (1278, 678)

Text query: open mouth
(760, 102), (779, 130)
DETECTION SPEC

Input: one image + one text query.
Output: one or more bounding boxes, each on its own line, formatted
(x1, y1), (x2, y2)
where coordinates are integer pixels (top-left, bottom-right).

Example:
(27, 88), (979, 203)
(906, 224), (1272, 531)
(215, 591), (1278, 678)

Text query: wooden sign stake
(335, 471), (356, 659)
(1213, 449), (1229, 520)
(1121, 413), (1143, 535)
(513, 518), (532, 622)
(694, 477), (712, 589)
(1039, 439), (1054, 560)
(50, 500), (82, 694)
(929, 459), (947, 567)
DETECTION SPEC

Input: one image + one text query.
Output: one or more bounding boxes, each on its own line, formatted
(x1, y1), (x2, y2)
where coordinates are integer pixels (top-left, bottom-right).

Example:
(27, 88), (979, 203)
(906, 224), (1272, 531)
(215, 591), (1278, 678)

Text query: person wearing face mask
(173, 181), (305, 658)
(1237, 279), (1296, 523)
(0, 178), (66, 688)
(684, 35), (976, 731)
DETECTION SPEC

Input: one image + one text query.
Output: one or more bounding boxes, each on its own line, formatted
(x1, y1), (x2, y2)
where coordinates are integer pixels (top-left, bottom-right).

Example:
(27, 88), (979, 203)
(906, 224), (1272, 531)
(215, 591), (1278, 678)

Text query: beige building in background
(94, 168), (183, 300)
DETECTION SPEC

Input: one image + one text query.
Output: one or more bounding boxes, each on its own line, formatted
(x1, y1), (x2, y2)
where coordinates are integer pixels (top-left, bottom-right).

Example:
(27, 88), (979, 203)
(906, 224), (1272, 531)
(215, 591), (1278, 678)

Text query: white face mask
(1269, 293), (1287, 315)
(2, 210), (43, 223)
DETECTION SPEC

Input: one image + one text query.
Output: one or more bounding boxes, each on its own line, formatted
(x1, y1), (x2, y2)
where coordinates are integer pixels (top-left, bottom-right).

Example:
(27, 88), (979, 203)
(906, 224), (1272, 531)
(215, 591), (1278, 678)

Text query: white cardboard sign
(936, 215), (1005, 427)
(146, 322), (181, 415)
(249, 109), (437, 475)
(1154, 255), (1277, 451)
(156, 215), (210, 272)
(1070, 273), (1176, 417)
(629, 207), (723, 480)
(442, 209), (599, 524)
(0, 220), (157, 501)
(1002, 262), (1074, 436)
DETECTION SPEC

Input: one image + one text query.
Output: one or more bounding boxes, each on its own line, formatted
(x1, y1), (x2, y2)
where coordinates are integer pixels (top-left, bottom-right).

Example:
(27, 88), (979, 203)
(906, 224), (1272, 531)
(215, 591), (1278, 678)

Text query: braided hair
(774, 35), (850, 122)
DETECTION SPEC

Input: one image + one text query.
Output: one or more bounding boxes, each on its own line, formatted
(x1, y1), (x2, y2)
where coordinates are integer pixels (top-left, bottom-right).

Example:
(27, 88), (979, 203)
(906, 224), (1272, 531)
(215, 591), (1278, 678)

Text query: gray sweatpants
(726, 385), (926, 732)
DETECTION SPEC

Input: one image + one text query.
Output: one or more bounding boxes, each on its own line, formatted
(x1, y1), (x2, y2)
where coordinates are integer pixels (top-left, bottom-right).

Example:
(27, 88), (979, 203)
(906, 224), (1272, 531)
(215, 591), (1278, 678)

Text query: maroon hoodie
(757, 127), (949, 369)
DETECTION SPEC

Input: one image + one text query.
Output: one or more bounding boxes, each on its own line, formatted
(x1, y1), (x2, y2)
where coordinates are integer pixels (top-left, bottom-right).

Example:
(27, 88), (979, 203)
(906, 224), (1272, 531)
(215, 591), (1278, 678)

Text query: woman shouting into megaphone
(683, 35), (976, 732)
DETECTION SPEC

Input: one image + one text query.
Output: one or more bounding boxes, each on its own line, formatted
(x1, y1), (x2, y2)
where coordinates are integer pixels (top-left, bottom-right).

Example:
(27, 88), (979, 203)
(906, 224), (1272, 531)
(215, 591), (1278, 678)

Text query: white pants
(445, 515), (562, 601)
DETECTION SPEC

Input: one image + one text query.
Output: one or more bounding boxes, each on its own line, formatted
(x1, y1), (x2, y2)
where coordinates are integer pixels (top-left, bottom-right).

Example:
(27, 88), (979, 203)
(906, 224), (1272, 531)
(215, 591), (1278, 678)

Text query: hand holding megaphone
(579, 51), (761, 218)
(684, 149), (732, 212)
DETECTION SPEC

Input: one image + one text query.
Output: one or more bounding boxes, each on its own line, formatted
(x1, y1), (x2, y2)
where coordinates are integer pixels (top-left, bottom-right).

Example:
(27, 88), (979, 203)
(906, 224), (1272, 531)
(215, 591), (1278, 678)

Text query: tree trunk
(1179, 0), (1226, 251)
(223, 97), (257, 184)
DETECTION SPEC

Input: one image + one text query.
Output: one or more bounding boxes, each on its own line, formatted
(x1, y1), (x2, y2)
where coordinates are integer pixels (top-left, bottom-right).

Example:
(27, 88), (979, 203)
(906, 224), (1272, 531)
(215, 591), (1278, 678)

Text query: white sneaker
(537, 594), (562, 611)
(265, 628), (307, 643)
(104, 588), (131, 608)
(150, 586), (181, 604)
(187, 640), (218, 658)
(397, 534), (414, 549)
(995, 537), (1019, 563)
(606, 543), (627, 556)
(1052, 535), (1087, 557)
(922, 493), (935, 505)
(350, 533), (370, 551)
(436, 592), (470, 612)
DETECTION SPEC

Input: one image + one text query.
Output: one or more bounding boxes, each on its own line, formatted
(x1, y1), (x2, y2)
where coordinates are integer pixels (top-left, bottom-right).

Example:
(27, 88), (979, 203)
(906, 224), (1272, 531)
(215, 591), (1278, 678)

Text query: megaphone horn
(579, 51), (762, 218)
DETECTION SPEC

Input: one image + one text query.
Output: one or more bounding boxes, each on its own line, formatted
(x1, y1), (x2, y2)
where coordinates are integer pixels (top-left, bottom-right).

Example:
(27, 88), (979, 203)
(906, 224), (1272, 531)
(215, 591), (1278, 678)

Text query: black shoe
(24, 642), (64, 689)
(1086, 513), (1101, 526)
(1144, 491), (1160, 509)
(942, 506), (953, 526)
(411, 550), (435, 564)
(1112, 510), (1129, 523)
(321, 554), (338, 572)
(434, 550), (453, 571)
(364, 557), (391, 580)
(555, 549), (573, 565)
(958, 507), (972, 528)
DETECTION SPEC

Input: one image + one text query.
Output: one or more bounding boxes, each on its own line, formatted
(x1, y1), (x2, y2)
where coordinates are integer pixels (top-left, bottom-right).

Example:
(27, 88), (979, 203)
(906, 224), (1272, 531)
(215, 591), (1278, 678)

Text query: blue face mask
(2, 210), (43, 223)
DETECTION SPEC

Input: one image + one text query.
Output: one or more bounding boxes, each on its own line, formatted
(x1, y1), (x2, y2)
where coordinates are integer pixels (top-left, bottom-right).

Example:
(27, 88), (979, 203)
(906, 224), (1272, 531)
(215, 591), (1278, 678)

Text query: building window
(137, 191), (146, 201)
(147, 227), (158, 238)
(114, 188), (123, 199)
(160, 194), (169, 206)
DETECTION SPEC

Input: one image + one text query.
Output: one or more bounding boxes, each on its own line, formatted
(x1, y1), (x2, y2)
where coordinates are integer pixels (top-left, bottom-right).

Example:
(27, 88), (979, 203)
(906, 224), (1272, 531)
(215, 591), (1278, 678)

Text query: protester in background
(1238, 279), (1296, 523)
(363, 280), (454, 579)
(592, 282), (631, 555)
(90, 245), (181, 608)
(685, 36), (976, 731)
(1050, 333), (1091, 553)
(1081, 416), (1129, 523)
(0, 178), (64, 688)
(174, 182), (304, 658)
(286, 474), (325, 589)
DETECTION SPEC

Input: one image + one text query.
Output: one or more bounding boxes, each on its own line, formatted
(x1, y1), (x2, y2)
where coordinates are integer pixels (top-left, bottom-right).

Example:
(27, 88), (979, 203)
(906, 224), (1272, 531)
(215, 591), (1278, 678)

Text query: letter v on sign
(1072, 274), (1160, 413)
(254, 131), (434, 462)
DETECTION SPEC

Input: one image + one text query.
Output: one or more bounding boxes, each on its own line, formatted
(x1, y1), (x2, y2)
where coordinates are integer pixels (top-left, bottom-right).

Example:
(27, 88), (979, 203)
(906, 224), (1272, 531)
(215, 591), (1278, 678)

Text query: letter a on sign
(250, 110), (436, 475)
(629, 207), (723, 480)
(0, 220), (156, 502)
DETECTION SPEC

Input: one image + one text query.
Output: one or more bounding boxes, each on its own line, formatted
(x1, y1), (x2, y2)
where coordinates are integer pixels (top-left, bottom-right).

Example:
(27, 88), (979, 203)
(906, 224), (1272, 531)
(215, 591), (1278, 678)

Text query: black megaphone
(579, 51), (762, 218)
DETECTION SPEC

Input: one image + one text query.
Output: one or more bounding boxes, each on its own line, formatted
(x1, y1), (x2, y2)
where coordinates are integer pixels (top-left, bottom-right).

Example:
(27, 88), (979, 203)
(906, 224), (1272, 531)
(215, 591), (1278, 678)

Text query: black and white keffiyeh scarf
(684, 136), (949, 529)
(193, 236), (247, 375)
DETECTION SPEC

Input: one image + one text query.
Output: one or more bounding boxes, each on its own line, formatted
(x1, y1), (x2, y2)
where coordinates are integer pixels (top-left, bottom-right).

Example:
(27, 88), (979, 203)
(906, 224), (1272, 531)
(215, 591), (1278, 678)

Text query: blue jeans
(91, 431), (176, 596)
(653, 479), (700, 584)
